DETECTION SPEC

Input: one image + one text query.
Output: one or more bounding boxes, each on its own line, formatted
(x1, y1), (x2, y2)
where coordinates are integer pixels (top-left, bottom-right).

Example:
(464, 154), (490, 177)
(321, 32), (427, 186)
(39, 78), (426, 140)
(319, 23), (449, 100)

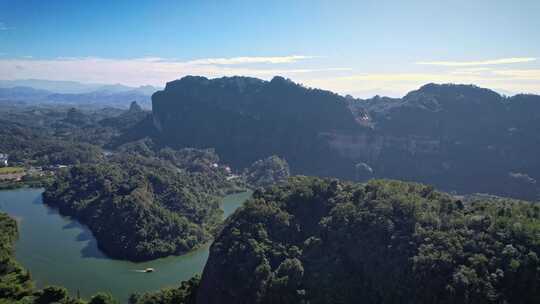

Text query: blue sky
(0, 0), (539, 97)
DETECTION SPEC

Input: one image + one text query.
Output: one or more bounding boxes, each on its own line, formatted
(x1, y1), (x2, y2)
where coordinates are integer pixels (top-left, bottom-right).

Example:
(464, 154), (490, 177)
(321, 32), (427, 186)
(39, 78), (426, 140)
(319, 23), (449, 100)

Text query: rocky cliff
(149, 76), (540, 200)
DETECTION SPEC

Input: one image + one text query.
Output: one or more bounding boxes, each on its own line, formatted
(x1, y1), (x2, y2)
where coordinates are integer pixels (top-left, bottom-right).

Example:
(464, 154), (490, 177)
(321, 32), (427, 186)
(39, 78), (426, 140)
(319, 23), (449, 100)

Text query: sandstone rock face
(151, 76), (359, 178)
(150, 77), (540, 200)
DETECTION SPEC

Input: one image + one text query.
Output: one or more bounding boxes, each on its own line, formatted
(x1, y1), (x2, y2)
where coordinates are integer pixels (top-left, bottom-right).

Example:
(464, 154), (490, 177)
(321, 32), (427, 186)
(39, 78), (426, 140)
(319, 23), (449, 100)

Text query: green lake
(0, 188), (251, 303)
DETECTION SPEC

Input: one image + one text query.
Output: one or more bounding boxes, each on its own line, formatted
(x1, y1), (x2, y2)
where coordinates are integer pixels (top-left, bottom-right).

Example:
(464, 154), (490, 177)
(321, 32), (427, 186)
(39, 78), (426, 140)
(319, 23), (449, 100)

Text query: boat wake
(133, 268), (155, 273)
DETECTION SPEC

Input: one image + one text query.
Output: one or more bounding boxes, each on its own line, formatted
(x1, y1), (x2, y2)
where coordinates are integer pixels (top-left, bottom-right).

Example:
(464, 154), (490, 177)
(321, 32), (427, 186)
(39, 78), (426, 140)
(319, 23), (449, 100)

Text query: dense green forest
(197, 177), (540, 304)
(42, 151), (238, 261)
(7, 176), (540, 303)
(244, 155), (290, 188)
(128, 276), (199, 304)
(0, 105), (124, 166)
(0, 120), (104, 167)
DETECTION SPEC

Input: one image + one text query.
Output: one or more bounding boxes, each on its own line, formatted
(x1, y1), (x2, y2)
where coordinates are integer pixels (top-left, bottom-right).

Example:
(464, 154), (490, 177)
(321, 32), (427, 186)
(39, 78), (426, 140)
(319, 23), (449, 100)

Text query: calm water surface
(0, 188), (251, 303)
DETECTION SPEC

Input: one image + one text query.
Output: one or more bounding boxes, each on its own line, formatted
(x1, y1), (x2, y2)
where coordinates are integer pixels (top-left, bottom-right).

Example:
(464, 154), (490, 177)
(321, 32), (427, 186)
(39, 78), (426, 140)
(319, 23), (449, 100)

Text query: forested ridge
(42, 151), (238, 261)
(197, 177), (540, 304)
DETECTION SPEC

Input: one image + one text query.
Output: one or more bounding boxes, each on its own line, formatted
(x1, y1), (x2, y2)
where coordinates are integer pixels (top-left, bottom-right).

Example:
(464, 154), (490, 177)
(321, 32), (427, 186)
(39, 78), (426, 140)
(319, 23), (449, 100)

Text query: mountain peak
(129, 101), (143, 113)
(411, 83), (502, 99)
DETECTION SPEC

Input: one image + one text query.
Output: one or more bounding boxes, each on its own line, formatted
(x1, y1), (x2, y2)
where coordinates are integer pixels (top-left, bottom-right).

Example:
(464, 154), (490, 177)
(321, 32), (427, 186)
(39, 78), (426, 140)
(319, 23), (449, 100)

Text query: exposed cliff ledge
(146, 76), (540, 200)
(151, 76), (359, 178)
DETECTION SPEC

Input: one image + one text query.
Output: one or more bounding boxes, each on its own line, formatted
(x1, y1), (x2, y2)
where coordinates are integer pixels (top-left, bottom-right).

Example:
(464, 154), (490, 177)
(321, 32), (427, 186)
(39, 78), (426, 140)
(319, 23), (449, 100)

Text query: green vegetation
(0, 171), (53, 191)
(128, 276), (199, 304)
(0, 119), (105, 167)
(116, 139), (244, 195)
(3, 81), (540, 303)
(4, 81), (540, 201)
(0, 102), (148, 167)
(0, 213), (33, 302)
(151, 76), (357, 178)
(151, 77), (540, 201)
(198, 177), (540, 304)
(1, 212), (117, 304)
(42, 153), (231, 261)
(244, 156), (290, 188)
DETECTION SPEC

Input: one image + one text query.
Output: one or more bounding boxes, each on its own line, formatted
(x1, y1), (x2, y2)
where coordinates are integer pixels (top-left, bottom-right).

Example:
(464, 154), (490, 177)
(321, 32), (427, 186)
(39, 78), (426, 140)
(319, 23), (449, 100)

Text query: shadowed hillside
(149, 76), (540, 201)
(197, 177), (540, 304)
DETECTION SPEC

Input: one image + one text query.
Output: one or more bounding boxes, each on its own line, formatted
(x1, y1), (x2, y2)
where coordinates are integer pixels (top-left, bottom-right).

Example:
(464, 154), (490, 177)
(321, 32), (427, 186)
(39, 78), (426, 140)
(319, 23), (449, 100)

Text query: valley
(0, 76), (539, 304)
(0, 188), (251, 303)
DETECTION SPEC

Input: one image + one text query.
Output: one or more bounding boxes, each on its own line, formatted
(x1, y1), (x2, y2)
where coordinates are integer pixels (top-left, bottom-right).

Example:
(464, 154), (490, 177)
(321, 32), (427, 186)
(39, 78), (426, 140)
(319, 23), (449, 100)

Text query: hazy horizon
(1, 0), (539, 98)
(0, 76), (529, 99)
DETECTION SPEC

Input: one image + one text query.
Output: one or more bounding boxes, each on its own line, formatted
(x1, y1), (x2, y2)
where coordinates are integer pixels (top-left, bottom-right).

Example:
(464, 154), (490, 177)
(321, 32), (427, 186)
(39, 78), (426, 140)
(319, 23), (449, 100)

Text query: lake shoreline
(0, 188), (251, 303)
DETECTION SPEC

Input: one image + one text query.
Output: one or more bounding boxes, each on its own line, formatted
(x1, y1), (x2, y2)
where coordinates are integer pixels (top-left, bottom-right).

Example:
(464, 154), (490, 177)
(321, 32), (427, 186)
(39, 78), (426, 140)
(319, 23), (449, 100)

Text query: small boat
(144, 268), (155, 273)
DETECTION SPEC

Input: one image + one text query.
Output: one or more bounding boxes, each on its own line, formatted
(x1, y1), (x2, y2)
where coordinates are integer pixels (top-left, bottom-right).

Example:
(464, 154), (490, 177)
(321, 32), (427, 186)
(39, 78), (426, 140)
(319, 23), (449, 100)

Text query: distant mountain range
(0, 79), (160, 94)
(0, 79), (161, 108)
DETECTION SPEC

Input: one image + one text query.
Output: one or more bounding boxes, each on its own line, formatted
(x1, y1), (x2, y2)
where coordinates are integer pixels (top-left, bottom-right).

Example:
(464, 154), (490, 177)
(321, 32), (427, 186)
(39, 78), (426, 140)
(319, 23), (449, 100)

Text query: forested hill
(149, 76), (540, 201)
(42, 151), (238, 261)
(197, 177), (540, 304)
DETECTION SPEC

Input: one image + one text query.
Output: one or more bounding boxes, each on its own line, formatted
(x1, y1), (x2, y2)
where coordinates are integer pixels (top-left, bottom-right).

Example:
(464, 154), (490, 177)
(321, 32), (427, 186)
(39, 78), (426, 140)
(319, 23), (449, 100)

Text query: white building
(0, 154), (8, 167)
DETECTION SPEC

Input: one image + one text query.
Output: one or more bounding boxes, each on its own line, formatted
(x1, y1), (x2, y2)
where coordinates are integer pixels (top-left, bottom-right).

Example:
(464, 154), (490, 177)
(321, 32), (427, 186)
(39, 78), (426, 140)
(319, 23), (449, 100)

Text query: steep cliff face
(151, 76), (359, 178)
(341, 84), (540, 200)
(149, 77), (540, 200)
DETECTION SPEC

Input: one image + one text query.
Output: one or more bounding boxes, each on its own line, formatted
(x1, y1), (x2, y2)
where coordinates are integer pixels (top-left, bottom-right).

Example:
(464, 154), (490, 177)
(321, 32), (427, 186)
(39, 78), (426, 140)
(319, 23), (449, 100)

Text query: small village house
(0, 153), (8, 167)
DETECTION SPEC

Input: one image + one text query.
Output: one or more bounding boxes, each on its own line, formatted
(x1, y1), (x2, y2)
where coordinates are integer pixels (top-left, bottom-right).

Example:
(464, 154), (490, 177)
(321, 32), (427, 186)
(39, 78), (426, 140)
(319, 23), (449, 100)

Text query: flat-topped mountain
(152, 76), (358, 178)
(148, 76), (540, 201)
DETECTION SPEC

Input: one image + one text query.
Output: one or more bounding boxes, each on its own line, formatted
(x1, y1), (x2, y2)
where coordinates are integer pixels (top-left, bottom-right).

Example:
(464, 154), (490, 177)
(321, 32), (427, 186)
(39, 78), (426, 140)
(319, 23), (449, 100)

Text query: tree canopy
(42, 152), (234, 261)
(198, 177), (540, 304)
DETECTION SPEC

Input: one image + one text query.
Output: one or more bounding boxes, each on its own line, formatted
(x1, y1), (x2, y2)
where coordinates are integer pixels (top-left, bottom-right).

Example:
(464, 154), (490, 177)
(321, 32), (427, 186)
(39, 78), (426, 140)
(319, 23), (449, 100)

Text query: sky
(0, 0), (539, 97)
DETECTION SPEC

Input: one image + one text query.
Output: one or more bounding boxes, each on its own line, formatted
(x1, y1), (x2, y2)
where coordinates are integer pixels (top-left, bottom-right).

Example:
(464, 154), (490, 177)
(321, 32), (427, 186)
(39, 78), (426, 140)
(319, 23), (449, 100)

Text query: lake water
(0, 188), (251, 303)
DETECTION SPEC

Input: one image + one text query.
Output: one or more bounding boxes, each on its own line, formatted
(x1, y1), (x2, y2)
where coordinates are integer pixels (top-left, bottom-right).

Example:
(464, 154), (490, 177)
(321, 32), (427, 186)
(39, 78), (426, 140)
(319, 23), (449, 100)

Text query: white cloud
(0, 56), (346, 87)
(1, 56), (539, 98)
(449, 67), (492, 75)
(186, 55), (319, 65)
(233, 67), (352, 75)
(491, 69), (540, 80)
(301, 69), (540, 98)
(303, 73), (470, 98)
(416, 57), (536, 67)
